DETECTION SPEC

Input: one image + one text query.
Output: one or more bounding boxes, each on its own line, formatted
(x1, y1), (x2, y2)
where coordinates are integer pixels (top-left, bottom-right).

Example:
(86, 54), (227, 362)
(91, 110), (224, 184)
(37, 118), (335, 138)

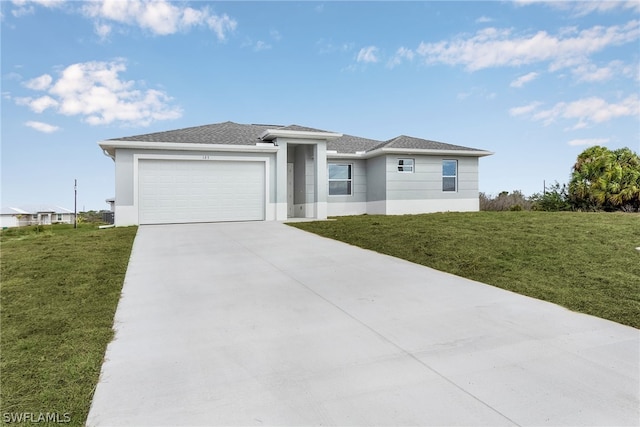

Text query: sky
(2, 0), (639, 211)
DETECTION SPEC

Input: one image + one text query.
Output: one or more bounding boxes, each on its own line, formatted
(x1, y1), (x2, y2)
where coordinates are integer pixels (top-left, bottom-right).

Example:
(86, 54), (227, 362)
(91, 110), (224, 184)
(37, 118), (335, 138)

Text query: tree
(569, 146), (640, 212)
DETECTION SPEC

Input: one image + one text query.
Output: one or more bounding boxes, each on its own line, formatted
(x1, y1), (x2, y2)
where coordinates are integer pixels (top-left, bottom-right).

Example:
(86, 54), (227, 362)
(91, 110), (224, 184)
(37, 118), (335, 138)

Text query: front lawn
(289, 212), (640, 328)
(1, 224), (137, 426)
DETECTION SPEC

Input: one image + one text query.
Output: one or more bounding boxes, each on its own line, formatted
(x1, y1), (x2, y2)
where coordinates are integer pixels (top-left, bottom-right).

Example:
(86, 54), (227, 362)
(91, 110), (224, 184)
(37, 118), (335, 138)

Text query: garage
(138, 159), (265, 224)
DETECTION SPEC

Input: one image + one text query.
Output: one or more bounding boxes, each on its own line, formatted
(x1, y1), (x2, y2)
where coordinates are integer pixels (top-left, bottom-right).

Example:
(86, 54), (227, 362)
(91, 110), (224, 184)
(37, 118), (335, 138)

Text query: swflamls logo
(3, 412), (71, 424)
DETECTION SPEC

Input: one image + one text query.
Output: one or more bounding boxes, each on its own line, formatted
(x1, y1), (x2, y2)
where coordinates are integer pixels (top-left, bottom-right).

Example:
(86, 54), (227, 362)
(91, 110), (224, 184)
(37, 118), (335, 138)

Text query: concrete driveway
(87, 221), (639, 426)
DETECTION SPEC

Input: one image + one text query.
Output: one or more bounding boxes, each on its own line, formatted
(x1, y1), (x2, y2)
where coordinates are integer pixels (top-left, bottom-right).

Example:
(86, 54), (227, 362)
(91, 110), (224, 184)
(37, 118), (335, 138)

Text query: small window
(397, 158), (414, 173)
(328, 164), (352, 196)
(57, 214), (62, 221)
(442, 160), (457, 192)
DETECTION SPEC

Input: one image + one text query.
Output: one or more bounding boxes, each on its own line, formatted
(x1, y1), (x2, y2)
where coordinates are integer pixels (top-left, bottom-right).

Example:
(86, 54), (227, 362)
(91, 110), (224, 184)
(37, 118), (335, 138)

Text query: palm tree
(569, 146), (640, 211)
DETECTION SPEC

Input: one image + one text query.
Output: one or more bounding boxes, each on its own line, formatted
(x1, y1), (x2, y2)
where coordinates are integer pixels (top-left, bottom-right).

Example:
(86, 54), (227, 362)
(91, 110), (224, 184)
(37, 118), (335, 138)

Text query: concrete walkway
(87, 222), (639, 426)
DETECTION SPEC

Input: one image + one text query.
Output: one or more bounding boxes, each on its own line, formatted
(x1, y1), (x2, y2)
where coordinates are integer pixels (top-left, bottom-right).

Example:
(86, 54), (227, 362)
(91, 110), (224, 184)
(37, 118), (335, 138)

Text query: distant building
(0, 205), (75, 228)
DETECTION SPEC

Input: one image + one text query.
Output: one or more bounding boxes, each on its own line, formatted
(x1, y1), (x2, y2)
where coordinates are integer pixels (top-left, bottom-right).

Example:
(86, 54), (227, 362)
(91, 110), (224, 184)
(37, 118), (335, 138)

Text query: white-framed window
(57, 214), (62, 221)
(328, 163), (352, 196)
(397, 158), (414, 173)
(442, 160), (457, 192)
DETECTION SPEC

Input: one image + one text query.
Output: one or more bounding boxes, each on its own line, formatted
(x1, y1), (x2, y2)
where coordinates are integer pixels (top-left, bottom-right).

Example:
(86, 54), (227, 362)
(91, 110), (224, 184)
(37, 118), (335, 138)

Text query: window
(328, 164), (352, 195)
(442, 160), (457, 192)
(57, 214), (62, 221)
(397, 158), (414, 173)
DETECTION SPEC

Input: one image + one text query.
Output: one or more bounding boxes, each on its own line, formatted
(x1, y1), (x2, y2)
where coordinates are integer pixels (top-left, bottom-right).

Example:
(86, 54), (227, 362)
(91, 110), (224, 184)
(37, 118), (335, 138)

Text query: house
(0, 205), (75, 228)
(99, 121), (492, 226)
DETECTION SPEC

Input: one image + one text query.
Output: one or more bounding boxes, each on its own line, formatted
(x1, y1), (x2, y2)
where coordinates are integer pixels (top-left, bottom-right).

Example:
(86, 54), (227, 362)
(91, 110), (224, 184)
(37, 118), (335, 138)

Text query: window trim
(397, 158), (415, 173)
(328, 163), (353, 196)
(442, 159), (458, 192)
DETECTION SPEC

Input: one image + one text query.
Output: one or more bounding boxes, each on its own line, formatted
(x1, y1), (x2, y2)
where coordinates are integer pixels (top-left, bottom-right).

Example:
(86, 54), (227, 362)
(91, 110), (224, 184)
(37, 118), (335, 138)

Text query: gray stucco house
(99, 121), (492, 226)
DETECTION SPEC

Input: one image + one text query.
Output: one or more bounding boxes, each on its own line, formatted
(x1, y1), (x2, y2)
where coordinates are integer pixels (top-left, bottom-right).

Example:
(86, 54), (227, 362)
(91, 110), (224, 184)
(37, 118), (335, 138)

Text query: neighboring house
(0, 206), (75, 228)
(99, 121), (493, 226)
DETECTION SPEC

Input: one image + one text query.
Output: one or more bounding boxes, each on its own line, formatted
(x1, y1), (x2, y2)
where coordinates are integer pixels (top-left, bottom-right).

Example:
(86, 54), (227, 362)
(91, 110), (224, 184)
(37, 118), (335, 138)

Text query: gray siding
(385, 155), (478, 200)
(365, 156), (387, 201)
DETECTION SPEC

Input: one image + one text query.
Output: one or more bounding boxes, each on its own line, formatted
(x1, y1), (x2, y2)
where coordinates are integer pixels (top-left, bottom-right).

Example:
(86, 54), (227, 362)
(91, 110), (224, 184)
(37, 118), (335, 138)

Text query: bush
(480, 191), (533, 211)
(531, 182), (571, 212)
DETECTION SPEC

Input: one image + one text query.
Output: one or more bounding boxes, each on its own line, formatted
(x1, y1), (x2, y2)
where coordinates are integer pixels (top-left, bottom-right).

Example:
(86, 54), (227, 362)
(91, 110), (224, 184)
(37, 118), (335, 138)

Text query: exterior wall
(0, 212), (74, 227)
(292, 145), (315, 218)
(379, 155), (479, 214)
(110, 145), (482, 225)
(113, 148), (277, 226)
(0, 215), (18, 228)
(327, 154), (480, 217)
(327, 159), (367, 216)
(365, 156), (387, 214)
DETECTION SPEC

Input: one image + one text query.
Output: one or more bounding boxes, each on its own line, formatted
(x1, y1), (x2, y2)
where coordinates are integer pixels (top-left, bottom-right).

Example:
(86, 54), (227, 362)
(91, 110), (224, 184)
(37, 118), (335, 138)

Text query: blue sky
(2, 0), (639, 211)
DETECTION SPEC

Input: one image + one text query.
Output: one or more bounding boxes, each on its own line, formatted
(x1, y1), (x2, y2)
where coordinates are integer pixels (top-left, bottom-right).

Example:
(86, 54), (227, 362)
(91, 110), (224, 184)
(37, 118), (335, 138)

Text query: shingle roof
(377, 135), (485, 152)
(108, 121), (486, 154)
(1, 205), (73, 215)
(329, 134), (382, 153)
(110, 121), (272, 145)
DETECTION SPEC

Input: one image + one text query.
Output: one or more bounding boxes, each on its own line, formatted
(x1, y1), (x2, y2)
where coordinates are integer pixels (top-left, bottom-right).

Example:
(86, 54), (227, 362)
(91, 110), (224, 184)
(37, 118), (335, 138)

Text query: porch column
(314, 141), (327, 220)
(275, 140), (288, 220)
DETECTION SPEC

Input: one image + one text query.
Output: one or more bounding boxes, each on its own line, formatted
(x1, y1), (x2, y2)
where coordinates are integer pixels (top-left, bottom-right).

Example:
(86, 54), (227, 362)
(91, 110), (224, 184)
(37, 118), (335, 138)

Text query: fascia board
(260, 129), (343, 141)
(363, 147), (494, 158)
(327, 148), (493, 160)
(98, 140), (279, 154)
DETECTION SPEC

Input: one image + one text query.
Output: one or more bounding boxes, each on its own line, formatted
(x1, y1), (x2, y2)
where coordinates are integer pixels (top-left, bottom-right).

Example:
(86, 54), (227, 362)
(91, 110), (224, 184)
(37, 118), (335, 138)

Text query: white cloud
(254, 40), (271, 51)
(510, 71), (539, 88)
(317, 39), (354, 55)
(475, 16), (493, 23)
(16, 95), (59, 113)
(270, 30), (282, 41)
(512, 95), (639, 128)
(387, 47), (415, 68)
(81, 0), (236, 39)
(11, 0), (65, 16)
(514, 0), (640, 16)
(23, 74), (52, 90)
(509, 101), (543, 116)
(357, 46), (379, 63)
(16, 60), (182, 127)
(94, 22), (112, 39)
(567, 138), (610, 146)
(25, 120), (60, 133)
(415, 20), (640, 71)
(571, 60), (637, 83)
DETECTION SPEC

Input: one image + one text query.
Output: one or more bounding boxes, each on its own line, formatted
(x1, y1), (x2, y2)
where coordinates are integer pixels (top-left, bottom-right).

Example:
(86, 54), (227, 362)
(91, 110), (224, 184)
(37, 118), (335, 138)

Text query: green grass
(289, 212), (640, 328)
(1, 224), (137, 426)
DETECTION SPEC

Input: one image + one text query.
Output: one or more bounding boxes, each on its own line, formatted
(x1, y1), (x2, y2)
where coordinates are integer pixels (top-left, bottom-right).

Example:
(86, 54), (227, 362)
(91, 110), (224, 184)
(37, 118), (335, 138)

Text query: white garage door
(138, 159), (265, 224)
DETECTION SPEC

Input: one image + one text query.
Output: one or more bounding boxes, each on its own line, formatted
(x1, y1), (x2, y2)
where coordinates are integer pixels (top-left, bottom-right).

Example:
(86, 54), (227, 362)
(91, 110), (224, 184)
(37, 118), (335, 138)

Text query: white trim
(327, 201), (367, 216)
(131, 153), (271, 225)
(99, 141), (278, 158)
(328, 148), (493, 160)
(366, 200), (387, 215)
(384, 198), (479, 215)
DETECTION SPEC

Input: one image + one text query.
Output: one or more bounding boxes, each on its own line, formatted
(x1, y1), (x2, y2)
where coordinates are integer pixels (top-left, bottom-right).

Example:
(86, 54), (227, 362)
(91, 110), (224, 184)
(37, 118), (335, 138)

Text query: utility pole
(74, 179), (77, 229)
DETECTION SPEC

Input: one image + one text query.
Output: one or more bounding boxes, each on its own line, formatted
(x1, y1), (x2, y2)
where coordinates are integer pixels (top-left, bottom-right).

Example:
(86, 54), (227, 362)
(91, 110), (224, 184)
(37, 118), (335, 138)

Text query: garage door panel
(139, 159), (265, 224)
